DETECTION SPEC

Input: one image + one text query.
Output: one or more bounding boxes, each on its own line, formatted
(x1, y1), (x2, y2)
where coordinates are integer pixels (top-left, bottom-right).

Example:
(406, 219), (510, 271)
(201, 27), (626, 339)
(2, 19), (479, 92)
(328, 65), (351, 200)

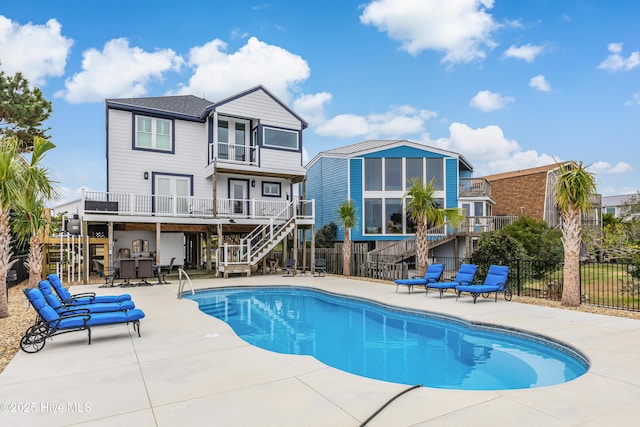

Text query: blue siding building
(305, 140), (478, 250)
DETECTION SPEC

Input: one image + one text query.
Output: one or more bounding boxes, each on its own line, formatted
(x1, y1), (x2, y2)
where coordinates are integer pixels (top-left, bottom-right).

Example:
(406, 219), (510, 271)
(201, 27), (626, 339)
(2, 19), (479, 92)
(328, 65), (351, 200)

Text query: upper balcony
(81, 190), (314, 223)
(459, 178), (491, 198)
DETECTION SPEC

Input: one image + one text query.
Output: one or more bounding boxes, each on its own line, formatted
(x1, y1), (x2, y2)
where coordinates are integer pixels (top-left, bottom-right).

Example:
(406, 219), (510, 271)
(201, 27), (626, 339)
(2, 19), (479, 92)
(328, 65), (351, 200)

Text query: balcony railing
(208, 142), (258, 166)
(82, 191), (314, 220)
(459, 178), (491, 197)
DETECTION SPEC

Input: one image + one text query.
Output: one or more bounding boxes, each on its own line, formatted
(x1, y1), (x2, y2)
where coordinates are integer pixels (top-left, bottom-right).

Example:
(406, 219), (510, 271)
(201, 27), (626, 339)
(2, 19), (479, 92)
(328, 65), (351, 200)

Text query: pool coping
(1, 274), (639, 426)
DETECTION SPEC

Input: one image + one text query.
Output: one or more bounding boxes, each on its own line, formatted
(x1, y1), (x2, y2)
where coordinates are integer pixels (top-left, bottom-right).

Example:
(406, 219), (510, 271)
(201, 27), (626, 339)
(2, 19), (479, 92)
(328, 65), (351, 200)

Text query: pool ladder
(177, 268), (195, 299)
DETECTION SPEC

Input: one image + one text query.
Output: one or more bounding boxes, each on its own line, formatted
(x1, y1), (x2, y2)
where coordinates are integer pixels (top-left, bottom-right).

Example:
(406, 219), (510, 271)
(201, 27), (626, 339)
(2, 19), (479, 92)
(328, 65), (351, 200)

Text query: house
(601, 194), (636, 219)
(483, 163), (602, 229)
(305, 140), (510, 262)
(51, 85), (315, 282)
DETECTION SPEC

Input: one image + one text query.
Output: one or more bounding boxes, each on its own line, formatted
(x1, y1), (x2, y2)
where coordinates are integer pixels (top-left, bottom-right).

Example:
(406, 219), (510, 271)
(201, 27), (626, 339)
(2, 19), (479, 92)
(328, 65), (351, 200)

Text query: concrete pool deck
(1, 274), (639, 426)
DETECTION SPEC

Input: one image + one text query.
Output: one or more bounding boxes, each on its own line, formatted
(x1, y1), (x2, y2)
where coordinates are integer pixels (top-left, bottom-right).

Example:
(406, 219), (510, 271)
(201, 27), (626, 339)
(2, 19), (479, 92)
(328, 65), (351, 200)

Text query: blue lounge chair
(38, 280), (135, 314)
(456, 265), (512, 304)
(47, 273), (132, 304)
(394, 263), (444, 294)
(20, 288), (145, 353)
(426, 264), (478, 298)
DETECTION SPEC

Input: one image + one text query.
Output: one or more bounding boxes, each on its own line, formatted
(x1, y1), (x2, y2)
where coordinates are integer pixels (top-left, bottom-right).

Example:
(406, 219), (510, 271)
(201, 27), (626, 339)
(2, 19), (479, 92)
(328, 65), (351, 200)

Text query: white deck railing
(82, 190), (314, 220)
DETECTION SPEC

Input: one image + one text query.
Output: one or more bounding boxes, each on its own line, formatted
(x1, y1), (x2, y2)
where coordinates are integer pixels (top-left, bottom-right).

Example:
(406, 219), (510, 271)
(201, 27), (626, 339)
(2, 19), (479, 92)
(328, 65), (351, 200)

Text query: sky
(1, 0), (639, 205)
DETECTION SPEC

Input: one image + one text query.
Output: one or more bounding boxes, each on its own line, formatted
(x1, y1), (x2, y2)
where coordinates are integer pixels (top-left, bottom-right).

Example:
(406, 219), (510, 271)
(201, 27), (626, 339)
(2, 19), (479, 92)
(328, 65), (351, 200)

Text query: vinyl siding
(349, 158), (363, 241)
(306, 157), (348, 238)
(216, 90), (302, 130)
(445, 158), (458, 208)
(361, 146), (443, 159)
(260, 147), (305, 172)
(108, 109), (209, 196)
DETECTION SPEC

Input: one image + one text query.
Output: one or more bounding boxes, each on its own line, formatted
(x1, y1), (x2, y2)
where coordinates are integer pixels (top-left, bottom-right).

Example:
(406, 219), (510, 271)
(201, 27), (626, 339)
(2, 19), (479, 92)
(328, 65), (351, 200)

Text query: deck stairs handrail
(367, 223), (454, 264)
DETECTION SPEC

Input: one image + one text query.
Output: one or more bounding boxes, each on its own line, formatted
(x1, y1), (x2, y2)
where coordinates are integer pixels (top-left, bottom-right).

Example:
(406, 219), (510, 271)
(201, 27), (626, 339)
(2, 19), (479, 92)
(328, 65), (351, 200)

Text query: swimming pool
(186, 287), (589, 390)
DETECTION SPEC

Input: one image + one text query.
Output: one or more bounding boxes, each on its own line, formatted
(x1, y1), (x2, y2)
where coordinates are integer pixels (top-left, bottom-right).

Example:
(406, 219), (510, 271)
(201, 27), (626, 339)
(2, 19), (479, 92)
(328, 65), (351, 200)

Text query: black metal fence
(312, 251), (640, 312)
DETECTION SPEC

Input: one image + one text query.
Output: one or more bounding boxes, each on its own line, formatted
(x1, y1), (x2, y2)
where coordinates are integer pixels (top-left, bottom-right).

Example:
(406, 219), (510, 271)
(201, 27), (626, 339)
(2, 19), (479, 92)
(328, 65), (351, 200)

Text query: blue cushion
(70, 294), (132, 304)
(453, 264), (478, 284)
(47, 274), (73, 300)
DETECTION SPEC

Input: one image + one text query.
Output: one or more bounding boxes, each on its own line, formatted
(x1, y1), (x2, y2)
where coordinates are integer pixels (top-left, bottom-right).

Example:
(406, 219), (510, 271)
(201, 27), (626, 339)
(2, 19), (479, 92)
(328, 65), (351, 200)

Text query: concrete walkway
(1, 274), (639, 426)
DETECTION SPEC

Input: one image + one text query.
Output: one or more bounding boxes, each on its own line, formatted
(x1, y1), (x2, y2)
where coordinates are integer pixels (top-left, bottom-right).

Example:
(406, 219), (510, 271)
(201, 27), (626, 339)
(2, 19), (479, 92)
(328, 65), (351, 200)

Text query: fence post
(516, 258), (521, 297)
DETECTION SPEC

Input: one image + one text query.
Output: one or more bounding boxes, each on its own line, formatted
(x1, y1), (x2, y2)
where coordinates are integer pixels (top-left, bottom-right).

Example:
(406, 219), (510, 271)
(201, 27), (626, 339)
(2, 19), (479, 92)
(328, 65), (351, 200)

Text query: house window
(385, 198), (403, 234)
(385, 158), (402, 191)
(406, 158), (423, 187)
(426, 158), (443, 190)
(262, 182), (281, 197)
(263, 127), (298, 150)
(365, 158), (382, 191)
(132, 239), (149, 254)
(136, 116), (172, 151)
(365, 198), (382, 234)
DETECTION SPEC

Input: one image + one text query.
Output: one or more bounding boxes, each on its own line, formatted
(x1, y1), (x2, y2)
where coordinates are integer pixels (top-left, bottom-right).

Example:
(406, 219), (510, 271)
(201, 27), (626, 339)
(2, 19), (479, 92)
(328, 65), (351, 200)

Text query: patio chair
(47, 273), (132, 304)
(394, 263), (444, 294)
(93, 259), (116, 288)
(456, 265), (512, 304)
(20, 287), (145, 353)
(313, 259), (327, 277)
(283, 258), (296, 277)
(38, 280), (136, 313)
(158, 257), (175, 284)
(136, 258), (155, 286)
(118, 259), (137, 287)
(426, 264), (478, 298)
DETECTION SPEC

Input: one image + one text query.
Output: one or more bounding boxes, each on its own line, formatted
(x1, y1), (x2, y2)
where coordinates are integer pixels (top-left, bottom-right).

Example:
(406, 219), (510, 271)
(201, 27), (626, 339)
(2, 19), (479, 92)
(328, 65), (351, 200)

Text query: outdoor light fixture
(144, 172), (149, 180)
(251, 180), (256, 187)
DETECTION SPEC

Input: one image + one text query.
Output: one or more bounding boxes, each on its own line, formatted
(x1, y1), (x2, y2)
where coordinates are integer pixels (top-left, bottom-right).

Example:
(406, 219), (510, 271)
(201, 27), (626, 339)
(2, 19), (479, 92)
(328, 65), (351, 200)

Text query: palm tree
(13, 137), (59, 289)
(0, 137), (23, 317)
(337, 200), (357, 276)
(405, 178), (465, 277)
(554, 161), (597, 307)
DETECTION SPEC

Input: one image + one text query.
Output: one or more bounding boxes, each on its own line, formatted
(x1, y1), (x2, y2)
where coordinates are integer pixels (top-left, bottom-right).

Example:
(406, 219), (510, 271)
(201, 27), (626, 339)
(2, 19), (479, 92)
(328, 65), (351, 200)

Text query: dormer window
(135, 116), (172, 151)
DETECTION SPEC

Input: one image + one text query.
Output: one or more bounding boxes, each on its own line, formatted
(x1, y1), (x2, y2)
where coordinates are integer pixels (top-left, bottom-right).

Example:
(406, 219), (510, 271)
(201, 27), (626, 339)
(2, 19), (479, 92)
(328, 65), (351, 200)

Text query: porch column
(155, 222), (161, 266)
(212, 112), (218, 217)
(310, 225), (315, 270)
(205, 226), (212, 272)
(83, 220), (89, 284)
(293, 224), (299, 276)
(107, 222), (114, 268)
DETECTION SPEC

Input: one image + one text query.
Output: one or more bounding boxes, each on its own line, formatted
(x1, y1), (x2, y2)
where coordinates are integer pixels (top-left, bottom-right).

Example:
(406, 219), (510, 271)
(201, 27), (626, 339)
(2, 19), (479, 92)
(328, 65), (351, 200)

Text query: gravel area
(1, 279), (638, 374)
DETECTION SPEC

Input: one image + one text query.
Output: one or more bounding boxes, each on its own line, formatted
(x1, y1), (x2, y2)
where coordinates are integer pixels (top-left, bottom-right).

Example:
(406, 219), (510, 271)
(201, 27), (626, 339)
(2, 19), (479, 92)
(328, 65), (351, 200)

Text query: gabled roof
(483, 163), (566, 181)
(306, 139), (473, 171)
(106, 95), (213, 120)
(106, 85), (308, 128)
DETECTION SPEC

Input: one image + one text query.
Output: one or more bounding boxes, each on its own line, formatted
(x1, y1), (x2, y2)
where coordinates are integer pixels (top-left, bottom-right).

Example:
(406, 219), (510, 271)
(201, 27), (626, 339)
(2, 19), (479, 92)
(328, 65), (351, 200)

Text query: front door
(229, 179), (249, 215)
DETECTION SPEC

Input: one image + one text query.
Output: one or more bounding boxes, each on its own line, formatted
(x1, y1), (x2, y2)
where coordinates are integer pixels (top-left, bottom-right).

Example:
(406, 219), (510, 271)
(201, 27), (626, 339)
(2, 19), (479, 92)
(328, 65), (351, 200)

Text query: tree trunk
(25, 235), (44, 289)
(561, 204), (582, 307)
(0, 211), (14, 318)
(415, 221), (428, 277)
(343, 228), (351, 277)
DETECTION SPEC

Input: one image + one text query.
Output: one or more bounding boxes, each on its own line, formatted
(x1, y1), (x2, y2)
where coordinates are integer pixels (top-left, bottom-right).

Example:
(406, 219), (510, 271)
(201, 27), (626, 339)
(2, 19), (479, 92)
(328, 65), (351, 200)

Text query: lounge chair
(158, 257), (176, 284)
(47, 273), (132, 304)
(456, 265), (512, 304)
(283, 258), (296, 277)
(20, 288), (145, 353)
(426, 264), (478, 298)
(313, 259), (327, 277)
(93, 259), (116, 287)
(394, 263), (444, 293)
(38, 280), (135, 313)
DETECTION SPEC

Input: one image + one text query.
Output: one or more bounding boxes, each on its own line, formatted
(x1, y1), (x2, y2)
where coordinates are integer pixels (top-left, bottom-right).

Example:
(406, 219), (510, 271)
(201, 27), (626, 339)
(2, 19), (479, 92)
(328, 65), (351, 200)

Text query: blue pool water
(186, 287), (588, 390)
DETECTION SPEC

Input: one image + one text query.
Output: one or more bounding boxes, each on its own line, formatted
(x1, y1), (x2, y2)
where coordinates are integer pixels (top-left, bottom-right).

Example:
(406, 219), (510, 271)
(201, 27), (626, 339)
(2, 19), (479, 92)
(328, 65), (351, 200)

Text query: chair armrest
(70, 291), (97, 298)
(459, 281), (472, 286)
(59, 308), (91, 316)
(426, 278), (437, 283)
(62, 296), (96, 305)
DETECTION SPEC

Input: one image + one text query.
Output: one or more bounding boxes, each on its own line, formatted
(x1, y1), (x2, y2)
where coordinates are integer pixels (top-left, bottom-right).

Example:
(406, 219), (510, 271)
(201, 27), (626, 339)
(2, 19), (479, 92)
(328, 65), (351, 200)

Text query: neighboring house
(483, 163), (602, 229)
(602, 194), (636, 219)
(305, 140), (508, 261)
(51, 85), (315, 282)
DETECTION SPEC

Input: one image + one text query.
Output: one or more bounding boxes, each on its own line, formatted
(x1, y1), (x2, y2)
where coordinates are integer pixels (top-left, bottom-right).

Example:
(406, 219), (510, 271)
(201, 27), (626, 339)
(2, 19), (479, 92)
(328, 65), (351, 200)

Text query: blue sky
(1, 0), (639, 203)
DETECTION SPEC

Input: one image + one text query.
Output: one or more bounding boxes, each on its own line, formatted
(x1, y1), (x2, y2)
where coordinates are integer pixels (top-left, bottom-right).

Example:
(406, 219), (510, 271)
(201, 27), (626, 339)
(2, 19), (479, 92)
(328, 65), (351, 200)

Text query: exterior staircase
(218, 202), (297, 277)
(367, 223), (456, 264)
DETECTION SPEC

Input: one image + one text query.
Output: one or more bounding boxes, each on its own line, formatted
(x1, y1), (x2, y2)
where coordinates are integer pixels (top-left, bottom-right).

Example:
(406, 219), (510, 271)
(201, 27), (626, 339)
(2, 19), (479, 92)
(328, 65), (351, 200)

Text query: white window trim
(135, 116), (172, 151)
(262, 127), (299, 150)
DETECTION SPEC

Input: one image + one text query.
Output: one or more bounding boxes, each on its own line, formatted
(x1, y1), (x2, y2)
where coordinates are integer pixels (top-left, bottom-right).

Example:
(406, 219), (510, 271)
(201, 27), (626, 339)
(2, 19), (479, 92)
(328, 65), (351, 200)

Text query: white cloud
(176, 37), (310, 103)
(529, 74), (551, 92)
(429, 122), (555, 175)
(503, 44), (544, 63)
(624, 92), (640, 106)
(469, 90), (514, 111)
(598, 43), (640, 72)
(590, 161), (632, 175)
(293, 92), (333, 126)
(0, 16), (73, 85)
(360, 0), (499, 64)
(56, 38), (183, 103)
(314, 105), (437, 139)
